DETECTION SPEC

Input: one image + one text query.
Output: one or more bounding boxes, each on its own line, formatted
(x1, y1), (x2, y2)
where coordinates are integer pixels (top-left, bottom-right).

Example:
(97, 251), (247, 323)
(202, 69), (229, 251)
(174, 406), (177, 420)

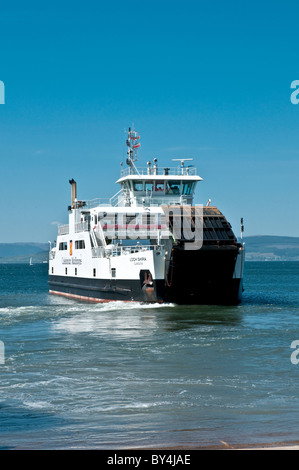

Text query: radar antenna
(172, 158), (193, 174)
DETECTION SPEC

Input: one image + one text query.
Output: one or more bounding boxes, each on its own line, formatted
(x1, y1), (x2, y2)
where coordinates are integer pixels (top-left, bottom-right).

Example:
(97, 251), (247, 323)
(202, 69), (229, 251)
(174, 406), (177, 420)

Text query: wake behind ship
(48, 128), (245, 304)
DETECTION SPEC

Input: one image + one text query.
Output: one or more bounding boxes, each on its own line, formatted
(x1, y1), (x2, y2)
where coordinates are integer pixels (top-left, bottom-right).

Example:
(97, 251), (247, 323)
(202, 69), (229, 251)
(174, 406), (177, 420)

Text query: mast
(126, 127), (141, 174)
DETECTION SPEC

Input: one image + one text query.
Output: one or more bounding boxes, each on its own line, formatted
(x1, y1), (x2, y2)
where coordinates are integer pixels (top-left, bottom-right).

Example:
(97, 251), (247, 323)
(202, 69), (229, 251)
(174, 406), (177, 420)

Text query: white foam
(23, 400), (51, 410)
(92, 301), (175, 312)
(52, 312), (157, 337)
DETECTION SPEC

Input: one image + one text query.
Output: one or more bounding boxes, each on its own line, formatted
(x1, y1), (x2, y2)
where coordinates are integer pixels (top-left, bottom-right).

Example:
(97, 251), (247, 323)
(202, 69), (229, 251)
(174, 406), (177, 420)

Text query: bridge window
(182, 182), (195, 195)
(133, 181), (144, 191)
(59, 242), (68, 250)
(155, 182), (164, 192)
(166, 181), (180, 194)
(145, 181), (154, 192)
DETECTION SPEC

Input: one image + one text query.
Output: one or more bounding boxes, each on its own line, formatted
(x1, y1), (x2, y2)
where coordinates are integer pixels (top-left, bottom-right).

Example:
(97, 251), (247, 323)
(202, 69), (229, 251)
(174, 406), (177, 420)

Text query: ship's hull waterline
(49, 244), (243, 305)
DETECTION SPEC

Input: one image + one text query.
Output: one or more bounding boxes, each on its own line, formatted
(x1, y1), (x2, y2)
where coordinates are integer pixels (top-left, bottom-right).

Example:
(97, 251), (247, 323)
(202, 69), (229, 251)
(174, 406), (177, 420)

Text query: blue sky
(1, 0), (299, 242)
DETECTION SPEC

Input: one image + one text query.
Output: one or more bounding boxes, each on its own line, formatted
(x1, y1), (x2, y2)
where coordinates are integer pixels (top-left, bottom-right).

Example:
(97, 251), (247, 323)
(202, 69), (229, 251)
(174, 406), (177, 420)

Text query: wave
(91, 300), (175, 312)
(51, 301), (174, 337)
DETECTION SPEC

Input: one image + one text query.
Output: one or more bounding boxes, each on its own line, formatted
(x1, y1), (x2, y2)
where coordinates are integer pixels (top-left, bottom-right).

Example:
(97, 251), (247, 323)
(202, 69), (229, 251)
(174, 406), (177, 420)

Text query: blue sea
(0, 261), (299, 450)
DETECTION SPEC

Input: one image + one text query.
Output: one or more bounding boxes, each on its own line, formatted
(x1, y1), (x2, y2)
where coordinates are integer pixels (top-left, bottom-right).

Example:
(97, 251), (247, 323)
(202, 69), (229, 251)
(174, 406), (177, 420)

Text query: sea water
(0, 262), (299, 449)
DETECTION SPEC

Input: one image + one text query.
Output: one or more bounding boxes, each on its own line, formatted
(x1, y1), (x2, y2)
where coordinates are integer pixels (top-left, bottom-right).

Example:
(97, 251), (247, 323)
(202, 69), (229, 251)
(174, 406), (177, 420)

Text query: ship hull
(49, 205), (244, 306)
(49, 245), (243, 305)
(48, 275), (165, 303)
(164, 245), (243, 305)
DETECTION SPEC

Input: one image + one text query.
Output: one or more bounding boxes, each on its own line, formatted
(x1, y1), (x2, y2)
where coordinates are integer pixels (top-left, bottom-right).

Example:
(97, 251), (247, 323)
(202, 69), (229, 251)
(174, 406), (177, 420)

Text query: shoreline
(143, 440), (299, 450)
(6, 439), (299, 450)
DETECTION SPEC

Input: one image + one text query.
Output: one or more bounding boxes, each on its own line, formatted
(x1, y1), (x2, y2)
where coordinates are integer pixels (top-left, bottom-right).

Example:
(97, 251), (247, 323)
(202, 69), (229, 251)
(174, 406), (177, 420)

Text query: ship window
(155, 182), (164, 192)
(51, 267), (54, 274)
(65, 268), (67, 275)
(133, 181), (144, 191)
(145, 181), (154, 192)
(75, 268), (77, 275)
(59, 242), (68, 251)
(166, 181), (180, 194)
(75, 240), (85, 249)
(111, 268), (116, 278)
(182, 182), (195, 195)
(93, 268), (96, 277)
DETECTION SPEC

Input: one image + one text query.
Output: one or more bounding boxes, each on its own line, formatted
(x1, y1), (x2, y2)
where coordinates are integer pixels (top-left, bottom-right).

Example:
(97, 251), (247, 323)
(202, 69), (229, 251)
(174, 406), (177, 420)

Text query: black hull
(49, 275), (165, 303)
(48, 247), (242, 305)
(164, 245), (242, 305)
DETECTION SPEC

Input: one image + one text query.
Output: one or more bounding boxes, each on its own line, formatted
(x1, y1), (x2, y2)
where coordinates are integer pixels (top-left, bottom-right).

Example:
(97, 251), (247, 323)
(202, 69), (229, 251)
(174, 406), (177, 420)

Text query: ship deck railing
(58, 221), (172, 237)
(91, 243), (163, 258)
(80, 195), (189, 210)
(120, 166), (197, 177)
(83, 189), (131, 209)
(134, 196), (189, 206)
(58, 224), (70, 235)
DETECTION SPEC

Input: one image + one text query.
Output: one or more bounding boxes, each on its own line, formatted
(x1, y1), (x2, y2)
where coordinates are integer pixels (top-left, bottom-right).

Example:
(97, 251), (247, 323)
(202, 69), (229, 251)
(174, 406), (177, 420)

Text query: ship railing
(91, 246), (106, 258)
(84, 195), (189, 209)
(79, 193), (190, 210)
(101, 225), (170, 239)
(91, 243), (163, 258)
(120, 166), (197, 177)
(75, 221), (90, 233)
(83, 198), (112, 209)
(110, 244), (163, 257)
(134, 196), (188, 206)
(58, 224), (69, 235)
(109, 188), (130, 207)
(82, 190), (131, 210)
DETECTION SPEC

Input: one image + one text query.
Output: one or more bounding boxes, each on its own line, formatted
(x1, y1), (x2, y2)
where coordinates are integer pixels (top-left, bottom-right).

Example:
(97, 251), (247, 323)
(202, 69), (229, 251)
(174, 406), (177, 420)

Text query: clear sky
(1, 0), (299, 243)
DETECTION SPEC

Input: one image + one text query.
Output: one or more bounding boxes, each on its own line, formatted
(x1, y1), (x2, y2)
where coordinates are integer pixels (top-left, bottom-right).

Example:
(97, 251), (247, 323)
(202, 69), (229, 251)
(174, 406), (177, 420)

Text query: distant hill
(0, 237), (299, 263)
(242, 236), (299, 261)
(0, 243), (49, 264)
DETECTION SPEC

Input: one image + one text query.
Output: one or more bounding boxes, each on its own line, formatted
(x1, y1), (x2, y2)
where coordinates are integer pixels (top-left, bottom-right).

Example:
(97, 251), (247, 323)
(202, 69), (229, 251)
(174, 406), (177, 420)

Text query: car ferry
(48, 128), (245, 304)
